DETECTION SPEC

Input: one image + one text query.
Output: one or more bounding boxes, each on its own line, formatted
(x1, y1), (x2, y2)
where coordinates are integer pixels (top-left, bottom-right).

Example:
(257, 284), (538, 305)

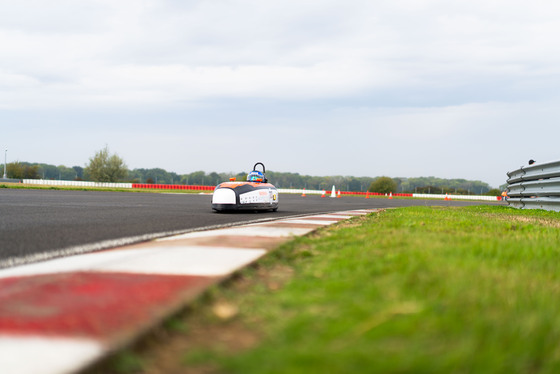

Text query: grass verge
(96, 205), (560, 373)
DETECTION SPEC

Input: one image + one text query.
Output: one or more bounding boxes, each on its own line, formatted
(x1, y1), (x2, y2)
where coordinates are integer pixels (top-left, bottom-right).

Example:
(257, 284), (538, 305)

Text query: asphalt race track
(0, 189), (503, 267)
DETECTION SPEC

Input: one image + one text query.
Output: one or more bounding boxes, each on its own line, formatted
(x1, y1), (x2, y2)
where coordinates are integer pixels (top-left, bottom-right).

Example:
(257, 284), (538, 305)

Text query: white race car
(212, 162), (279, 212)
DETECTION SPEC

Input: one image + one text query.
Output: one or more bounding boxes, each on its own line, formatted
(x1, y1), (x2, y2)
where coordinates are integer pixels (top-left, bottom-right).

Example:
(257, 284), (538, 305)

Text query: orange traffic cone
(302, 188), (306, 197)
(388, 192), (393, 199)
(444, 193), (451, 201)
(321, 190), (326, 198)
(366, 191), (370, 199)
(337, 190), (341, 198)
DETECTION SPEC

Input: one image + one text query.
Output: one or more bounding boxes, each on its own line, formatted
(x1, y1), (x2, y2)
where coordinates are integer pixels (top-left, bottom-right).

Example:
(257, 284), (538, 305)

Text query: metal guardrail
(506, 160), (560, 211)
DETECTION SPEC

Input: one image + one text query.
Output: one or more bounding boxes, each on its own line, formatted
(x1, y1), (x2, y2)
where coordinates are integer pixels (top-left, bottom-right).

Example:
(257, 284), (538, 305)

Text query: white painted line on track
(0, 335), (104, 374)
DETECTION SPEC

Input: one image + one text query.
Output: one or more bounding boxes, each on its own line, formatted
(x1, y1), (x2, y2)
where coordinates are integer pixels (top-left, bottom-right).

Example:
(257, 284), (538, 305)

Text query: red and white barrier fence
(132, 183), (214, 191)
(23, 179), (133, 188)
(22, 180), (502, 201)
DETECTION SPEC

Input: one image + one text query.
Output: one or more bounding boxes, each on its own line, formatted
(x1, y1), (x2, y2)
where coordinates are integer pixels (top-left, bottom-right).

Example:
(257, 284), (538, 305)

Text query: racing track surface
(0, 189), (504, 267)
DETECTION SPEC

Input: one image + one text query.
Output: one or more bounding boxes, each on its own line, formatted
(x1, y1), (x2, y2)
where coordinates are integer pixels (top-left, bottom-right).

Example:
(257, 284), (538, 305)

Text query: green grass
(169, 205), (560, 374)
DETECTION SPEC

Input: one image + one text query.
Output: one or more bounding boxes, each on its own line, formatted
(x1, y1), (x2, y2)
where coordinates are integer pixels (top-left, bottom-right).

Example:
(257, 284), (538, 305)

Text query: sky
(1, 0), (560, 188)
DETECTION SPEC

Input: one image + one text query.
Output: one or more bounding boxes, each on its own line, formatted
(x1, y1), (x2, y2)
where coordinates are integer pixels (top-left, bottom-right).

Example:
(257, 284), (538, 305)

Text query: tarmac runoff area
(0, 209), (376, 374)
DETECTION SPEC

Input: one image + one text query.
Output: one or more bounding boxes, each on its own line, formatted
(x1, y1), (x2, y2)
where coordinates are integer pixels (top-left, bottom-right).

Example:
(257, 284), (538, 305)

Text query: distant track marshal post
(3, 149), (6, 179)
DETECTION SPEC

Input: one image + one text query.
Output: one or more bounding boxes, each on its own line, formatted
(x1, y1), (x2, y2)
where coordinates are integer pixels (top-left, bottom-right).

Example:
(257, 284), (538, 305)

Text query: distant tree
(84, 146), (127, 182)
(208, 172), (220, 186)
(132, 168), (167, 184)
(3, 158), (500, 192)
(486, 188), (501, 196)
(24, 164), (40, 179)
(72, 166), (84, 180)
(8, 162), (39, 179)
(368, 176), (397, 194)
(7, 162), (24, 179)
(347, 177), (362, 191)
(57, 165), (78, 180)
(236, 172), (246, 181)
(37, 163), (59, 179)
(186, 171), (206, 185)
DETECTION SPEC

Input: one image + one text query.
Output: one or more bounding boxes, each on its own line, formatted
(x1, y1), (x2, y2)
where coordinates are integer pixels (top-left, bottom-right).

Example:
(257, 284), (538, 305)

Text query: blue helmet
(247, 170), (264, 182)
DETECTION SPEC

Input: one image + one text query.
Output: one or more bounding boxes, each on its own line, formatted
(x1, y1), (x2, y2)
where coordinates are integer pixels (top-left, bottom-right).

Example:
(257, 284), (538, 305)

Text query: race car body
(212, 163), (279, 212)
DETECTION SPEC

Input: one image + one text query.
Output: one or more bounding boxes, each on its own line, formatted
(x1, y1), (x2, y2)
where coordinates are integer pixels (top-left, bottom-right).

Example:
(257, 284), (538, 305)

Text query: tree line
(2, 147), (499, 195)
(3, 161), (498, 195)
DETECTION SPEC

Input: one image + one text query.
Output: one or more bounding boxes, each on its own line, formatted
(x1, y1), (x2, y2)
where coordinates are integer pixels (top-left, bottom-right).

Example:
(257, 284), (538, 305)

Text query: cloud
(2, 0), (560, 110)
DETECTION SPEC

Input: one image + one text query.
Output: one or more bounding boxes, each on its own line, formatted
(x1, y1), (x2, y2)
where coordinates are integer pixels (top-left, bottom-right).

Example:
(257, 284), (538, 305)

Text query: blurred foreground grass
(110, 206), (560, 373)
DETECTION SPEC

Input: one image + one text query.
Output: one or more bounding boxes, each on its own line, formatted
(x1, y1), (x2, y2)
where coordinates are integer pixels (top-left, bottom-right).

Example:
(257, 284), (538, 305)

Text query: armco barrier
(506, 160), (560, 211)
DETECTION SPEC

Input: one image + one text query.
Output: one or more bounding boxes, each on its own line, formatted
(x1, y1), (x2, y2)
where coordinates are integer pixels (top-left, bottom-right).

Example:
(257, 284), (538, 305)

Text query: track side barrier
(412, 193), (500, 201)
(132, 183), (214, 191)
(277, 188), (497, 201)
(275, 189), (414, 197)
(506, 159), (560, 211)
(23, 179), (133, 189)
(22, 179), (500, 201)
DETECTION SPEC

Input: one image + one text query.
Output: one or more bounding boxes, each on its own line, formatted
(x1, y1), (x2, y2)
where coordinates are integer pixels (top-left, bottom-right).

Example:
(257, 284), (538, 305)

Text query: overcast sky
(2, 0), (560, 188)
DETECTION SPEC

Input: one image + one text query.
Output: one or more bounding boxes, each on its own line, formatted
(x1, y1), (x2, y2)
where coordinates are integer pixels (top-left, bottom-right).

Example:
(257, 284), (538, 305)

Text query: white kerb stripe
(159, 226), (313, 241)
(95, 247), (266, 276)
(306, 214), (354, 219)
(0, 249), (144, 279)
(0, 335), (104, 374)
(273, 219), (337, 225)
(0, 246), (266, 278)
